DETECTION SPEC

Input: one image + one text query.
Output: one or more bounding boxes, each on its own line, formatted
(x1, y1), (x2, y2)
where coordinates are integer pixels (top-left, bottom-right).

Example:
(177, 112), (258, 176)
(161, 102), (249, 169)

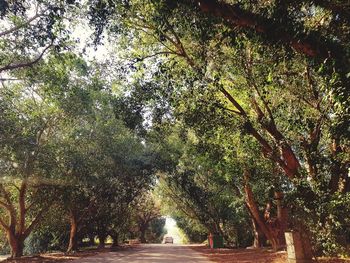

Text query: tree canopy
(0, 0), (349, 259)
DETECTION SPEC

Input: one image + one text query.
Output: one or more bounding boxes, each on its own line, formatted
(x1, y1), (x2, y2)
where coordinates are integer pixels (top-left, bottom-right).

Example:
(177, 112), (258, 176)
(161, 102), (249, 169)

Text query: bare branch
(0, 183), (17, 228)
(23, 205), (50, 238)
(0, 44), (52, 73)
(0, 200), (11, 211)
(135, 27), (179, 54)
(214, 104), (242, 115)
(0, 78), (26, 82)
(219, 86), (246, 116)
(0, 12), (45, 38)
(0, 216), (10, 231)
(132, 51), (181, 64)
(164, 19), (198, 68)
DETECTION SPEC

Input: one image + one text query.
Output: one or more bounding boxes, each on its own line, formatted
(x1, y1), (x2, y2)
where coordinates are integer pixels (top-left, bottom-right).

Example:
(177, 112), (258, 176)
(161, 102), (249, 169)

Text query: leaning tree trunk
(244, 170), (284, 251)
(245, 196), (280, 250)
(67, 210), (79, 253)
(251, 218), (266, 248)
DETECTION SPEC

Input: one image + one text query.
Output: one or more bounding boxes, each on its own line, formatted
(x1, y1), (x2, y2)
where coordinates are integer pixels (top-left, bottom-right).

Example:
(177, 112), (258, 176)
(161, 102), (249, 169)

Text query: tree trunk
(88, 234), (95, 246)
(244, 170), (284, 251)
(0, 181), (49, 259)
(67, 210), (79, 253)
(111, 233), (119, 248)
(98, 234), (106, 248)
(251, 219), (266, 248)
(140, 226), (147, 243)
(328, 138), (350, 193)
(275, 192), (288, 247)
(7, 232), (24, 258)
(193, 0), (343, 59)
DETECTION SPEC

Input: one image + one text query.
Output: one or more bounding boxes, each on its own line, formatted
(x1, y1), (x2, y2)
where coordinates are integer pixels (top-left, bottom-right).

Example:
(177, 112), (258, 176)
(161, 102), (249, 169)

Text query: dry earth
(191, 246), (287, 263)
(191, 245), (350, 263)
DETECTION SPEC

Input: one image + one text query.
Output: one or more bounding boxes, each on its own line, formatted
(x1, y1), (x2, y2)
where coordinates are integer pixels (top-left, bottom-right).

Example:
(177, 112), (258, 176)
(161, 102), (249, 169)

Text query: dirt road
(73, 244), (213, 263)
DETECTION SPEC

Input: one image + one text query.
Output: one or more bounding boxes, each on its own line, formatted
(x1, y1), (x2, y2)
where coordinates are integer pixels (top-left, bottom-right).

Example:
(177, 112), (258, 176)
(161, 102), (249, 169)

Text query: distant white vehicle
(164, 236), (174, 244)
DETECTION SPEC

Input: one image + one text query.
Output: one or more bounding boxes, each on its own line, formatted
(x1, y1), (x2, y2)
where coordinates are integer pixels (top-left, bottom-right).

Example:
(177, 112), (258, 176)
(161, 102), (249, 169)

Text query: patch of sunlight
(164, 217), (188, 244)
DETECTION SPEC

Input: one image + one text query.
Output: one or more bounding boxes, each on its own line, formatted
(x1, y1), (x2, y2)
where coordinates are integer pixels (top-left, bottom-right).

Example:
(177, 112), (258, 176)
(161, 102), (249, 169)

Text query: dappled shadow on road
(0, 246), (132, 263)
(124, 245), (210, 262)
(191, 245), (287, 263)
(74, 244), (213, 263)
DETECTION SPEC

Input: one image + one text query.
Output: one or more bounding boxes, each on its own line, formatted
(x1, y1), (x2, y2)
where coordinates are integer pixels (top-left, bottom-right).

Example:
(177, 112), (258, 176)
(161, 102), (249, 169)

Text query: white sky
(70, 19), (111, 62)
(164, 217), (183, 244)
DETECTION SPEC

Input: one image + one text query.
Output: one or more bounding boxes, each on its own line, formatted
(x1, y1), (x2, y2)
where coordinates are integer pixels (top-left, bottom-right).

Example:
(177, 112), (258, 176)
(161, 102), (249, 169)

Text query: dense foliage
(0, 0), (349, 259)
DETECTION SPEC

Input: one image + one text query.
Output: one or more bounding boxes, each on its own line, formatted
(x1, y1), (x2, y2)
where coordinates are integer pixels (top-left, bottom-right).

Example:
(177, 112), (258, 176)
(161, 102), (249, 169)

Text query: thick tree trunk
(245, 198), (280, 250)
(0, 181), (49, 259)
(98, 234), (106, 248)
(275, 192), (288, 247)
(244, 170), (285, 251)
(220, 88), (300, 180)
(7, 232), (24, 258)
(140, 226), (147, 243)
(67, 211), (79, 253)
(111, 233), (119, 248)
(251, 219), (266, 248)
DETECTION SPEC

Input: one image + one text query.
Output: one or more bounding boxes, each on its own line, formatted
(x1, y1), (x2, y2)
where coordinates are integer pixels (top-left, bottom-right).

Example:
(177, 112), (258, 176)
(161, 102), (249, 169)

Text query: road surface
(73, 244), (213, 263)
(0, 255), (9, 261)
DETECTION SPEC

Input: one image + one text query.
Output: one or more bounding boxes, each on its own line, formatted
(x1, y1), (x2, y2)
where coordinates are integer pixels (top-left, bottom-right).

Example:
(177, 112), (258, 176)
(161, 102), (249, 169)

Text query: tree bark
(244, 169), (285, 251)
(244, 186), (279, 250)
(139, 225), (147, 243)
(193, 0), (343, 60)
(0, 181), (49, 258)
(88, 234), (95, 246)
(220, 87), (300, 180)
(251, 219), (266, 248)
(111, 233), (119, 248)
(67, 210), (79, 253)
(329, 139), (350, 193)
(97, 233), (107, 248)
(7, 232), (24, 258)
(274, 192), (288, 247)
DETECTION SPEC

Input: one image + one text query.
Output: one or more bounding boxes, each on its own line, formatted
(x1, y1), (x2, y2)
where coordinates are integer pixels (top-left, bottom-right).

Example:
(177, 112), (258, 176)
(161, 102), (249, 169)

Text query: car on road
(164, 236), (174, 244)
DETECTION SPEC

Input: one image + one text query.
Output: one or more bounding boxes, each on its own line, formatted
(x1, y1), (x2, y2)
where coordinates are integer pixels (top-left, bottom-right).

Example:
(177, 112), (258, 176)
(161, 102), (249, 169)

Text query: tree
(90, 0), (349, 253)
(0, 84), (63, 257)
(0, 0), (83, 74)
(130, 193), (163, 243)
(0, 0), (349, 257)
